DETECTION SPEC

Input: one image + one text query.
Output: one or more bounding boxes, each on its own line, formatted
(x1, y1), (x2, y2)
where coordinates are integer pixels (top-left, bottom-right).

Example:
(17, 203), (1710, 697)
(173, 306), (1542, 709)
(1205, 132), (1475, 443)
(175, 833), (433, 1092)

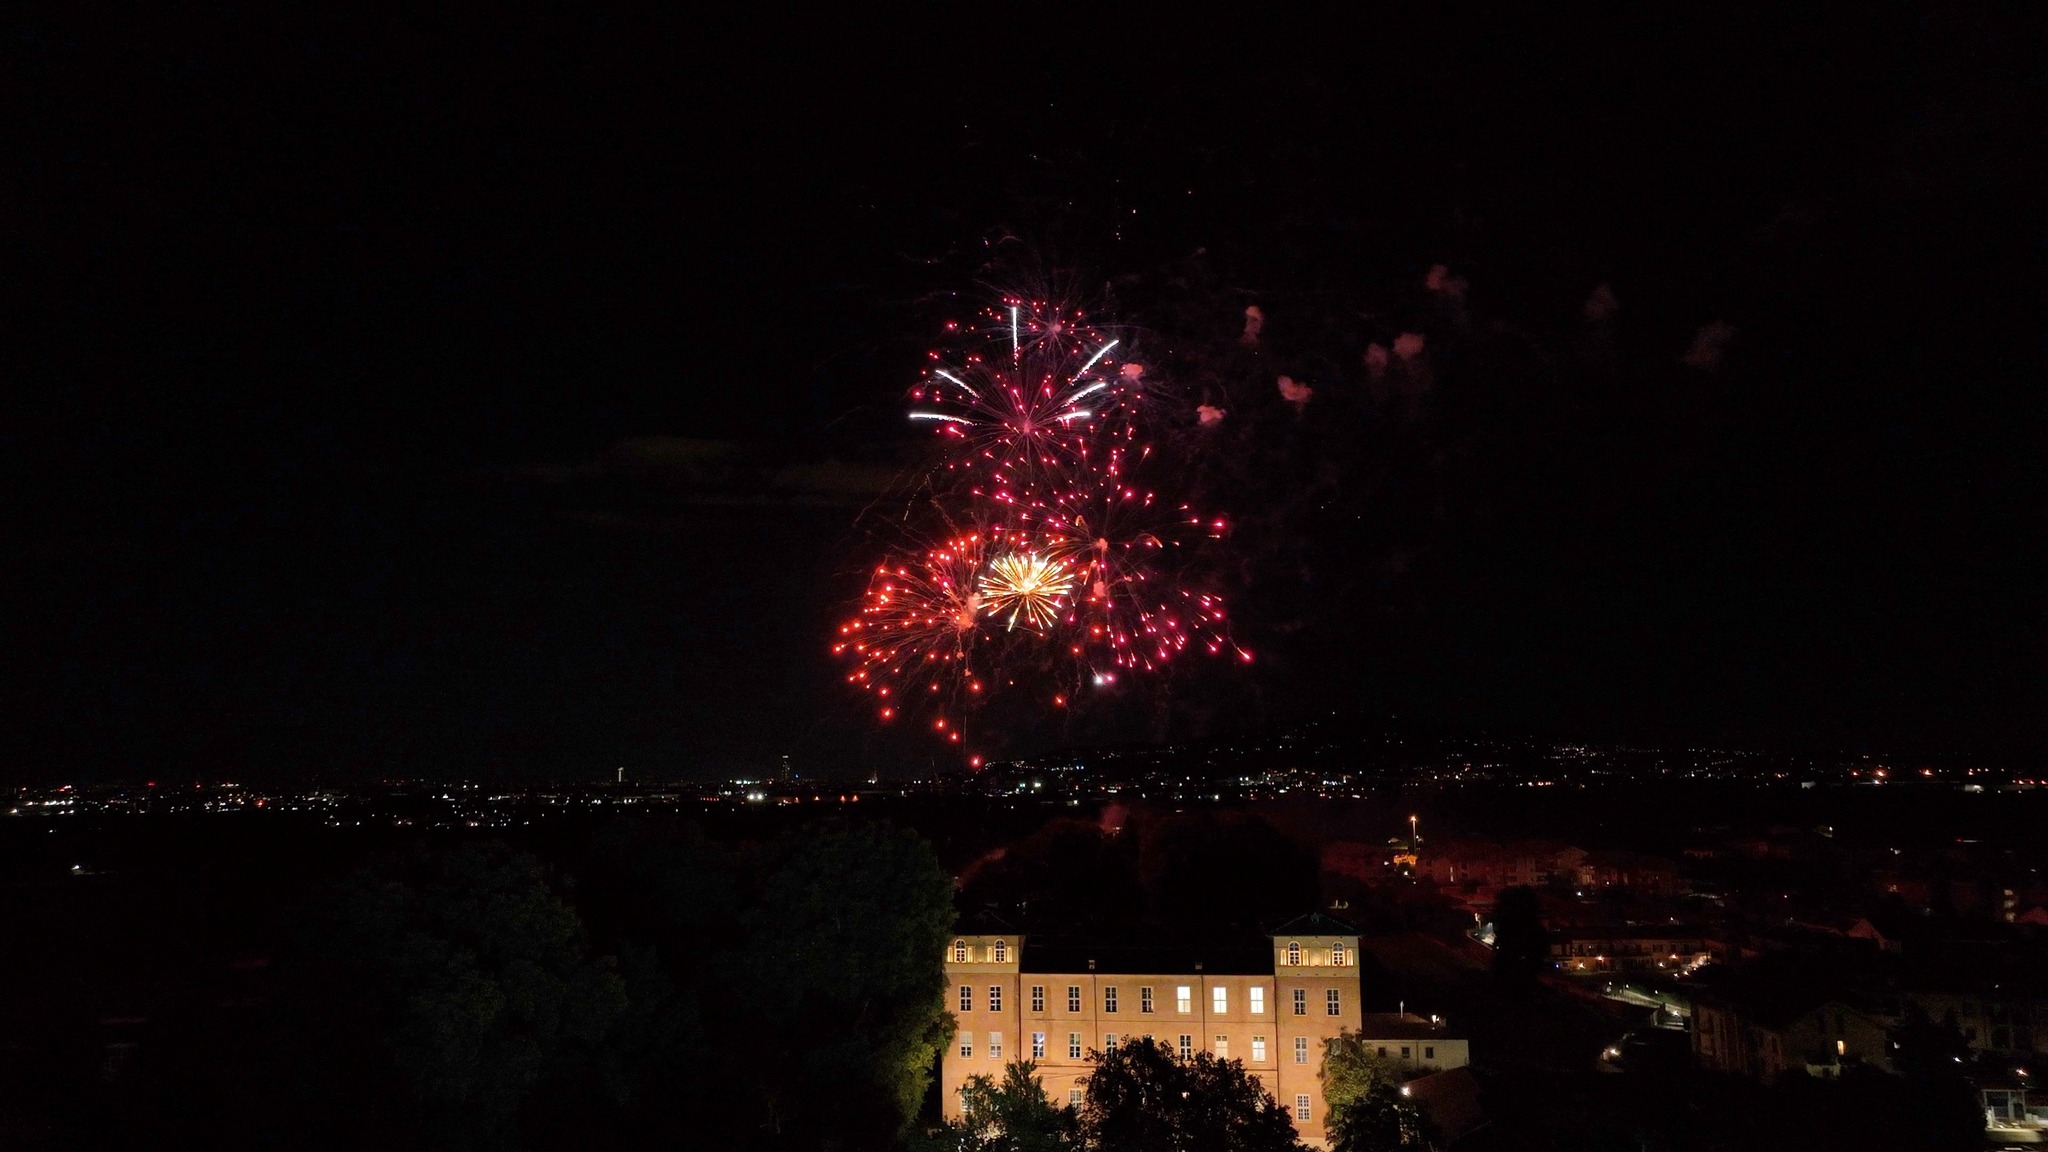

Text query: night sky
(6, 5), (2044, 784)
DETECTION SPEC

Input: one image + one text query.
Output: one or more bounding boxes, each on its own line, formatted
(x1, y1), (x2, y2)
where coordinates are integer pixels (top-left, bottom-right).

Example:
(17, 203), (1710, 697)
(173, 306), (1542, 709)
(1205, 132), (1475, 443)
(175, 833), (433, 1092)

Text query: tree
(720, 820), (958, 1148)
(914, 1061), (1080, 1152)
(1080, 1036), (1302, 1152)
(1490, 885), (1548, 995)
(267, 843), (630, 1150)
(1320, 1033), (1438, 1152)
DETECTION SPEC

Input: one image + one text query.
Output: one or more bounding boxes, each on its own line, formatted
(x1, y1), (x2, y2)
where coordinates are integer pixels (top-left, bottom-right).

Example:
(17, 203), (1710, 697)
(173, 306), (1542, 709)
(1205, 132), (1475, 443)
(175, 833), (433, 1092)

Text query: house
(1691, 985), (1894, 1082)
(941, 913), (1364, 1149)
(1550, 926), (1710, 974)
(1352, 1012), (1469, 1074)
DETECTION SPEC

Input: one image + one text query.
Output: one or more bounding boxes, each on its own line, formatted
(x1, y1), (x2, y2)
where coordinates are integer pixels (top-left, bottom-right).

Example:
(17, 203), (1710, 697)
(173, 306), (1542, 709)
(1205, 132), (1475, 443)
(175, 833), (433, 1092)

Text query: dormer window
(954, 940), (968, 963)
(1332, 943), (1347, 966)
(1286, 941), (1301, 966)
(993, 940), (1008, 963)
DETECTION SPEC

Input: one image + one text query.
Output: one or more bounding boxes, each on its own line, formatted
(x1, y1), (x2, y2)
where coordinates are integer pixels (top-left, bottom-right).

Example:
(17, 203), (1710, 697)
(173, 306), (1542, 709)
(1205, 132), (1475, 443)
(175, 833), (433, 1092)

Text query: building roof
(1356, 1012), (1458, 1040)
(1405, 1067), (1487, 1144)
(1269, 912), (1360, 938)
(1019, 941), (1276, 976)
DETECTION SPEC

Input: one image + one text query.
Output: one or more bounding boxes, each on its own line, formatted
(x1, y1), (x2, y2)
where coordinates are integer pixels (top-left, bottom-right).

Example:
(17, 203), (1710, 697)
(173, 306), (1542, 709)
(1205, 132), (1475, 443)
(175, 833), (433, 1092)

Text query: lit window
(960, 1032), (974, 1058)
(1292, 988), (1307, 1016)
(1424, 1045), (1434, 1060)
(1176, 986), (1193, 1013)
(1031, 985), (1045, 1012)
(1178, 1034), (1193, 1059)
(1214, 987), (1229, 1014)
(1252, 1036), (1267, 1062)
(1215, 1035), (1228, 1058)
(1332, 943), (1347, 966)
(1249, 986), (1265, 1015)
(1327, 989), (1342, 1016)
(1068, 986), (1082, 1013)
(954, 940), (969, 963)
(1104, 986), (1118, 1013)
(990, 1032), (1003, 1059)
(1105, 1033), (1118, 1051)
(1295, 1094), (1311, 1122)
(1033, 1031), (1046, 1059)
(1287, 941), (1301, 966)
(1140, 986), (1154, 1013)
(959, 985), (973, 1013)
(1068, 1032), (1083, 1059)
(989, 986), (1002, 1012)
(1069, 1089), (1082, 1108)
(1294, 1036), (1309, 1064)
(993, 939), (1008, 963)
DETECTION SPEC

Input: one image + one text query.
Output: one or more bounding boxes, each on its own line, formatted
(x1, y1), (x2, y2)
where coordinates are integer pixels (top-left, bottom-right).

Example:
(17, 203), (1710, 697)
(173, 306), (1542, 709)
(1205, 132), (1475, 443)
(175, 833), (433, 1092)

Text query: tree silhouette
(1080, 1036), (1301, 1152)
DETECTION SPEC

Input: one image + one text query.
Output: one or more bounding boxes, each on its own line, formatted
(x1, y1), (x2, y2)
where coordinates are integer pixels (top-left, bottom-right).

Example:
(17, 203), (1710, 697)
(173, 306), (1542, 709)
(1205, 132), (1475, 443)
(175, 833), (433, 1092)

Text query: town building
(1352, 1012), (1469, 1074)
(941, 914), (1362, 1148)
(1691, 987), (1894, 1082)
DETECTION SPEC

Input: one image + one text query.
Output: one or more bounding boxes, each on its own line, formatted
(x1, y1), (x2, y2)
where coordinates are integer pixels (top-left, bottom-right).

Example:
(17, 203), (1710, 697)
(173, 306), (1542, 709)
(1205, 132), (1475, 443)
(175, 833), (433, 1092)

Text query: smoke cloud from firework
(835, 296), (1247, 765)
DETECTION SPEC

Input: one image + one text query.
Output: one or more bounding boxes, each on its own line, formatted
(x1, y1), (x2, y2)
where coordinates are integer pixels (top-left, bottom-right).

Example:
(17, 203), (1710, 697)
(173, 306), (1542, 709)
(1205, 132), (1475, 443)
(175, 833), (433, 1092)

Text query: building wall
(941, 931), (1363, 1149)
(1355, 1035), (1470, 1074)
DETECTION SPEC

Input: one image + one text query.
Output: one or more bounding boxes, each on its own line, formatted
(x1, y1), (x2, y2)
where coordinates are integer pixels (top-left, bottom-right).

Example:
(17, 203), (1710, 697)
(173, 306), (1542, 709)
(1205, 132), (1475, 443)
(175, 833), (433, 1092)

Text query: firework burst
(837, 289), (1249, 765)
(908, 299), (1139, 502)
(832, 531), (994, 733)
(977, 550), (1076, 632)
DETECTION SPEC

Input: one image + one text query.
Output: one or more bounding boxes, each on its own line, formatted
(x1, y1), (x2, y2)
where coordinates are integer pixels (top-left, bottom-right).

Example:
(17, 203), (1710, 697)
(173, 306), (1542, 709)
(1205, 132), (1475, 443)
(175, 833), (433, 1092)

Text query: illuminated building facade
(941, 914), (1361, 1148)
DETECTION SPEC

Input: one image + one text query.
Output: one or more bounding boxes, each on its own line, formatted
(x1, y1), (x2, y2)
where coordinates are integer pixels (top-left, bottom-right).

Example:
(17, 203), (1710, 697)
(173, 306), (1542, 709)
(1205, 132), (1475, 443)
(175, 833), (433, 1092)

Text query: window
(1332, 943), (1347, 966)
(1377, 1046), (1387, 1057)
(1069, 1089), (1082, 1108)
(1400, 1045), (1410, 1059)
(960, 1087), (973, 1116)
(1252, 1036), (1267, 1062)
(1068, 986), (1082, 1013)
(1249, 987), (1265, 1015)
(1424, 1046), (1435, 1060)
(990, 1032), (1003, 1059)
(1295, 1094), (1312, 1122)
(1326, 989), (1343, 1016)
(1177, 986), (1193, 1014)
(1214, 1035), (1228, 1058)
(1104, 986), (1118, 1013)
(959, 985), (973, 1013)
(1294, 1036), (1310, 1064)
(1214, 987), (1229, 1014)
(960, 1032), (974, 1058)
(1140, 986), (1154, 1013)
(1033, 1031), (1046, 1059)
(1178, 1034), (1193, 1059)
(1287, 941), (1301, 966)
(1068, 1032), (1083, 1059)
(1105, 1033), (1118, 1051)
(954, 940), (969, 963)
(989, 986), (1003, 1012)
(1032, 985), (1045, 1012)
(993, 939), (1008, 963)
(1292, 988), (1307, 1016)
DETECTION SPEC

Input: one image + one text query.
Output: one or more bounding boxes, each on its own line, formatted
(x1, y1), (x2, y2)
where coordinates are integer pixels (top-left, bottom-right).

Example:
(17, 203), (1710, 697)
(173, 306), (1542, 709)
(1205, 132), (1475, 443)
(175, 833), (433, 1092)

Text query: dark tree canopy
(913, 1060), (1081, 1152)
(1490, 885), (1549, 995)
(1080, 1037), (1301, 1152)
(267, 843), (630, 1150)
(1320, 1032), (1439, 1152)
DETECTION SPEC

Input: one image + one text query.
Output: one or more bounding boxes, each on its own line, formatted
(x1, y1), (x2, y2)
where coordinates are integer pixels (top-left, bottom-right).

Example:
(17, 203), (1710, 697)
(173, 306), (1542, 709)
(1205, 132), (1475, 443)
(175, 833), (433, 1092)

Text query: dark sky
(5, 5), (2044, 784)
